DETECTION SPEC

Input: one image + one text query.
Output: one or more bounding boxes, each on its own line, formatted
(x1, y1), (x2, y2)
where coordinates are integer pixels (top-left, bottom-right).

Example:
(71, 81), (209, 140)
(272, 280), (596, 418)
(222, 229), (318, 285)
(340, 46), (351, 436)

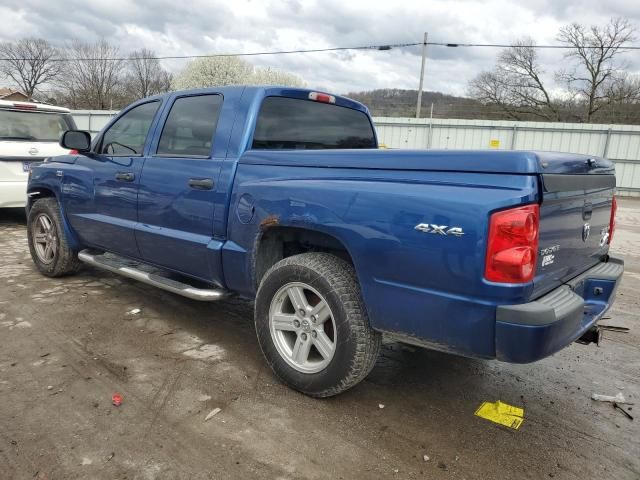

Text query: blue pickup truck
(26, 86), (623, 397)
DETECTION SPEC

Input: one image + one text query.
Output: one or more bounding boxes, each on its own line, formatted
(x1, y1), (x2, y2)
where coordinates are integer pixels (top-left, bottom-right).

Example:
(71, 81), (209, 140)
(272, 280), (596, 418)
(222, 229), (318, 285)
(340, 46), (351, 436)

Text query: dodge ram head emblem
(414, 223), (464, 237)
(582, 223), (591, 242)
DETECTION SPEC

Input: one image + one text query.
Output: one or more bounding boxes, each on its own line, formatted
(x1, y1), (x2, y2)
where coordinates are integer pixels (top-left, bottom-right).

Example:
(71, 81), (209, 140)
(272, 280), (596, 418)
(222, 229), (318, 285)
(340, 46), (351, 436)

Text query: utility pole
(416, 32), (428, 119)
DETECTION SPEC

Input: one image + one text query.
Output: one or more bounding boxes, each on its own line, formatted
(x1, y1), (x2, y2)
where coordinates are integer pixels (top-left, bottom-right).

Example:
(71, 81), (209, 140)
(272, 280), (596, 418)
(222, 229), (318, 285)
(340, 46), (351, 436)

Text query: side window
(156, 94), (223, 157)
(100, 101), (160, 155)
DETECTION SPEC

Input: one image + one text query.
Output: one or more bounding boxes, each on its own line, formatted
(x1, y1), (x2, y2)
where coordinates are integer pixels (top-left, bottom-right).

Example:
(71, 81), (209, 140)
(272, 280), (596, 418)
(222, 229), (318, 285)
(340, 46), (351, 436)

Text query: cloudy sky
(0, 0), (639, 96)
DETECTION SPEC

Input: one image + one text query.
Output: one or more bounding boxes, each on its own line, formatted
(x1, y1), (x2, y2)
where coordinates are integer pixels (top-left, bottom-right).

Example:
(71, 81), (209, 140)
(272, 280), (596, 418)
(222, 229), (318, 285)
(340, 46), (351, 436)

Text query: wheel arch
(253, 225), (356, 290)
(26, 186), (57, 213)
(27, 188), (82, 251)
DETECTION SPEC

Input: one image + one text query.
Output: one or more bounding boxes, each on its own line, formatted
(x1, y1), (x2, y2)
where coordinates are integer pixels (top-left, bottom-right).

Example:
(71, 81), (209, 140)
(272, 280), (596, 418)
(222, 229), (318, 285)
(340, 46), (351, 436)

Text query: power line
(1, 39), (640, 62)
(0, 42), (421, 62)
(429, 41), (640, 50)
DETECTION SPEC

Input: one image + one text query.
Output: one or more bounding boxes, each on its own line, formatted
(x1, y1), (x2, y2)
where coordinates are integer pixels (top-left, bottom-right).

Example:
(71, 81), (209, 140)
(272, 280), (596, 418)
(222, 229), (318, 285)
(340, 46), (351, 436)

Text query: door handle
(115, 172), (135, 182)
(188, 178), (214, 190)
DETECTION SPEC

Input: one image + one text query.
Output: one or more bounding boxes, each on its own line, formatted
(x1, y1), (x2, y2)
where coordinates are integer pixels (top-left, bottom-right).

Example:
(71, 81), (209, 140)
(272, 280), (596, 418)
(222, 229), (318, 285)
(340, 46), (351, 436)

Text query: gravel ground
(0, 200), (638, 480)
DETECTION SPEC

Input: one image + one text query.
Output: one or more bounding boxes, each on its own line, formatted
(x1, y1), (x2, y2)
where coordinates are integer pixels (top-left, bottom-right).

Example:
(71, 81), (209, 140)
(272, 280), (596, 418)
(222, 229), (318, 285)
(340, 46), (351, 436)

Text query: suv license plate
(22, 161), (31, 172)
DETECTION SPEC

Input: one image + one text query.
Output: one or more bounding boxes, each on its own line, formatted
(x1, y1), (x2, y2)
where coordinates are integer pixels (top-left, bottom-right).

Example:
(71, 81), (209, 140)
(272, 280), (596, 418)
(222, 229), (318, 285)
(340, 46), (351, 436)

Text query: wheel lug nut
(294, 320), (300, 328)
(301, 333), (308, 341)
(311, 331), (317, 338)
(299, 309), (306, 317)
(311, 315), (317, 323)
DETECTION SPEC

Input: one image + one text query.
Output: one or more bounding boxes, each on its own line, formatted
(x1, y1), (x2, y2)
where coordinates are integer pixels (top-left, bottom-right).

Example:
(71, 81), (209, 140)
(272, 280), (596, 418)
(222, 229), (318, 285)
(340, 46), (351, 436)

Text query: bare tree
(469, 71), (522, 120)
(557, 17), (638, 121)
(125, 49), (172, 100)
(497, 40), (559, 120)
(62, 39), (125, 109)
(469, 39), (559, 121)
(597, 73), (640, 123)
(0, 38), (62, 100)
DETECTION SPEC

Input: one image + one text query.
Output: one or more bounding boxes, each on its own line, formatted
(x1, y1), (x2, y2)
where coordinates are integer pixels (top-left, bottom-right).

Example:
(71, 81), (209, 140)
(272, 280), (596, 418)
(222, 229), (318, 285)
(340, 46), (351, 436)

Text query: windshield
(0, 109), (74, 142)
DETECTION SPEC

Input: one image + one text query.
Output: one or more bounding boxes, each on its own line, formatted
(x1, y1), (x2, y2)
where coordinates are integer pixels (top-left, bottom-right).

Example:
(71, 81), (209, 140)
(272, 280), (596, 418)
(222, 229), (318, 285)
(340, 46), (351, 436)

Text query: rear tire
(27, 197), (82, 277)
(255, 252), (381, 397)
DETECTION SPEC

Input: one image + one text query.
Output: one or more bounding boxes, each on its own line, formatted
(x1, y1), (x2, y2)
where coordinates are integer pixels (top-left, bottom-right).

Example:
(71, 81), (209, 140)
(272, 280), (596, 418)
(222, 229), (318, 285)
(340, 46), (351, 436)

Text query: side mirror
(60, 130), (92, 152)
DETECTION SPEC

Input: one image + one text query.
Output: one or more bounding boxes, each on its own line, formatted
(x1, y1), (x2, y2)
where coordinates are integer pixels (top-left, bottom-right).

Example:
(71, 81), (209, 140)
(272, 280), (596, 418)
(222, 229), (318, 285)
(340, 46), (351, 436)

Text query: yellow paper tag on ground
(475, 400), (524, 430)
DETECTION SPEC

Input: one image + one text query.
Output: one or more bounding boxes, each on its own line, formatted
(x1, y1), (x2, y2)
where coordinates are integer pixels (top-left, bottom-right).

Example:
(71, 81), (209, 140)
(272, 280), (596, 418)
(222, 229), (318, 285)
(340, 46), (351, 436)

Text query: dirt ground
(1, 200), (638, 480)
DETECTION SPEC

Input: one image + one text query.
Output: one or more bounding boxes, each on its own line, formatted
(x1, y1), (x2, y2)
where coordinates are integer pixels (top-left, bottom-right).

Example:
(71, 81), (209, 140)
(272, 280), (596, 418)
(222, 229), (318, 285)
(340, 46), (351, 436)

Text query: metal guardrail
(71, 110), (118, 136)
(373, 117), (640, 195)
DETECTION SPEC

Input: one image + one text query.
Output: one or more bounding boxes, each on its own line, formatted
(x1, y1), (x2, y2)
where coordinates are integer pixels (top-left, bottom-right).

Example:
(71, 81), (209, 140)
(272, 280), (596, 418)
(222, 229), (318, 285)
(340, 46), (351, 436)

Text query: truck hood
(240, 149), (614, 175)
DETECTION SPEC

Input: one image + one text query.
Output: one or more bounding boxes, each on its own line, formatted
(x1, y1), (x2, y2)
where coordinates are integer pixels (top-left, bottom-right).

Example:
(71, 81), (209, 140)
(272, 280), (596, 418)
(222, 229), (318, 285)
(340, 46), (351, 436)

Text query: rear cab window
(156, 94), (223, 157)
(0, 109), (74, 142)
(252, 97), (376, 150)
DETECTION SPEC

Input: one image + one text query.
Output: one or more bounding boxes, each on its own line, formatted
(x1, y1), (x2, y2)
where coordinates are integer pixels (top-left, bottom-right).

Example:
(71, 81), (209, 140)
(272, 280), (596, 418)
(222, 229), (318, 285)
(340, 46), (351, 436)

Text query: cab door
(135, 93), (227, 283)
(63, 100), (161, 258)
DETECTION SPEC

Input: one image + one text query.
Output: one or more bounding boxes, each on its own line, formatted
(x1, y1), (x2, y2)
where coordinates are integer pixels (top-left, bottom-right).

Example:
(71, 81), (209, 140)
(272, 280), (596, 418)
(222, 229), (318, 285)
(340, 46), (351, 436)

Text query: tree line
(468, 17), (640, 124)
(0, 38), (304, 109)
(351, 18), (640, 124)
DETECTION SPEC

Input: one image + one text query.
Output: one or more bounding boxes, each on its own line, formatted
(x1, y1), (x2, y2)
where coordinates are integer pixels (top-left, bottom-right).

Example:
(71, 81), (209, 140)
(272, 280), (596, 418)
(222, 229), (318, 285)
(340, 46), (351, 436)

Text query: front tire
(27, 197), (82, 277)
(255, 253), (381, 397)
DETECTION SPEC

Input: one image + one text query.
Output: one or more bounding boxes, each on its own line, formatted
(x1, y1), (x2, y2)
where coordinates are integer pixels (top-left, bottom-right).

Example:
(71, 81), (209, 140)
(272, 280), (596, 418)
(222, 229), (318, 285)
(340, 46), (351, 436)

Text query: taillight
(485, 204), (540, 283)
(608, 196), (617, 244)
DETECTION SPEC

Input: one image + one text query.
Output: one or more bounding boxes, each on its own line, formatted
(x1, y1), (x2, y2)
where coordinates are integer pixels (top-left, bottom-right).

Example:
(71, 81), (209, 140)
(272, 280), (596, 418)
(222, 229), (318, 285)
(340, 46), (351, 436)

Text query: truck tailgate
(533, 153), (616, 299)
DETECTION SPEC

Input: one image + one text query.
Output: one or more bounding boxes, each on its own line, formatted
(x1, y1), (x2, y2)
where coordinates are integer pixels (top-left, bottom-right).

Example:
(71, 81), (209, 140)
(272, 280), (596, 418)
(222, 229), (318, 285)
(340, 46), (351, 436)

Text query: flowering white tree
(172, 56), (305, 89)
(251, 67), (305, 87)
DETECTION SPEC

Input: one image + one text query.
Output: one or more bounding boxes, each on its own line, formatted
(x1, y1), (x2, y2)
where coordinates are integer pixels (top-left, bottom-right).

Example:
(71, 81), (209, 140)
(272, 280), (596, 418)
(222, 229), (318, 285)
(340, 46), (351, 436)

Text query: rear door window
(99, 101), (160, 156)
(252, 97), (376, 150)
(156, 94), (223, 157)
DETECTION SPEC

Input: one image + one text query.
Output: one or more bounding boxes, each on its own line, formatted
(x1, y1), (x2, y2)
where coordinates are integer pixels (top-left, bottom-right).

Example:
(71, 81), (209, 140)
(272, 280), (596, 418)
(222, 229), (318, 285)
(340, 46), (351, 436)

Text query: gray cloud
(0, 0), (638, 95)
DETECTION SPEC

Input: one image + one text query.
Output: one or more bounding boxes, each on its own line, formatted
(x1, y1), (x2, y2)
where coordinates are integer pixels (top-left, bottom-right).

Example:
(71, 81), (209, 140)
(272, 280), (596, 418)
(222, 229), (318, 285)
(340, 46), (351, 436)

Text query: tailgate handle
(188, 178), (214, 190)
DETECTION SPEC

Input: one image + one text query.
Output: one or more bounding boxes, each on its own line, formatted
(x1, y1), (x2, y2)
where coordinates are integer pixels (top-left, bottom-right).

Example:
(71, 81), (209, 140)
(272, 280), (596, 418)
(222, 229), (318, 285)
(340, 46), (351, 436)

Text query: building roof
(0, 88), (29, 100)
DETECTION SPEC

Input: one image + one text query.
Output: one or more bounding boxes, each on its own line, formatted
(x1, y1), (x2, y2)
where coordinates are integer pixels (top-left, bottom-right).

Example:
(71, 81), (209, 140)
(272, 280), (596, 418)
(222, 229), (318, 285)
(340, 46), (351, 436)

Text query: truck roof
(151, 85), (369, 114)
(0, 99), (71, 113)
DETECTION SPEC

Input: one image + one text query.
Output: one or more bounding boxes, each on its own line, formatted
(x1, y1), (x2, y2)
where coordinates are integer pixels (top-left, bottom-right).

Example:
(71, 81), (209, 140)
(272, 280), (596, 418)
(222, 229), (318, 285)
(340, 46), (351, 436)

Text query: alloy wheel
(268, 282), (337, 374)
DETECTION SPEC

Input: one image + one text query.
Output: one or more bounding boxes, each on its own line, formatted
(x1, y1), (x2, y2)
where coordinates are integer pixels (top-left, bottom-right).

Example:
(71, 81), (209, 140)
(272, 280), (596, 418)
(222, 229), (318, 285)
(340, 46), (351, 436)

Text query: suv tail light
(608, 196), (617, 245)
(485, 204), (539, 283)
(13, 103), (38, 110)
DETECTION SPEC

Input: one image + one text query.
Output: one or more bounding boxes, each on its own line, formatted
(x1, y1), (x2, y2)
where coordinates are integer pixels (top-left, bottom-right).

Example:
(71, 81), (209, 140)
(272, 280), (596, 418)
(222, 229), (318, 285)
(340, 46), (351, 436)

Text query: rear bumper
(0, 181), (27, 208)
(495, 256), (624, 363)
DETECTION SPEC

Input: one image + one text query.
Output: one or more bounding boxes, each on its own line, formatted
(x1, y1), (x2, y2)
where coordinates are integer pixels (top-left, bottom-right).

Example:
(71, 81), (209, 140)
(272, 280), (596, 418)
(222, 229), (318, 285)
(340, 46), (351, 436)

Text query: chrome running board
(78, 250), (228, 301)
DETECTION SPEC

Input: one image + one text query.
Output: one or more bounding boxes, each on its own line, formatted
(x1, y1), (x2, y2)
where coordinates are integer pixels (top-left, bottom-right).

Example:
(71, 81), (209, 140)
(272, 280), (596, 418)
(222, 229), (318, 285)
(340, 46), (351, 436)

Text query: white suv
(0, 100), (76, 208)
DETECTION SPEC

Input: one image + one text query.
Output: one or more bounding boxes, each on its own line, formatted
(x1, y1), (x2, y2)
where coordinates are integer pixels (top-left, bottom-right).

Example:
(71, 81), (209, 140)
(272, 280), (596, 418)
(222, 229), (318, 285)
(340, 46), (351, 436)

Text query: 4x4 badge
(414, 223), (464, 237)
